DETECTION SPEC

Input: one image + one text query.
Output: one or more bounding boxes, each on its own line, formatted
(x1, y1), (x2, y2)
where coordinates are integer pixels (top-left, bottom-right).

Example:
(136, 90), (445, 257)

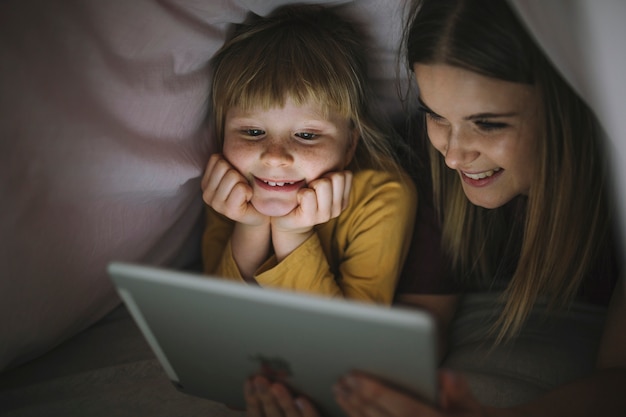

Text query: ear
(344, 126), (360, 166)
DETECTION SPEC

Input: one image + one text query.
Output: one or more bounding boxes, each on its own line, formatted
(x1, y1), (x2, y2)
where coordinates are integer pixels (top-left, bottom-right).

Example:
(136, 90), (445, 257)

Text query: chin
(252, 198), (297, 217)
(465, 194), (514, 210)
(467, 200), (496, 209)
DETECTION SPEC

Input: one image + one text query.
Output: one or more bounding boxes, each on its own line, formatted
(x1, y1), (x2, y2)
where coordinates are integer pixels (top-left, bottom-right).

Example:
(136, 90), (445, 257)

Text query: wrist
(231, 221), (271, 280)
(271, 226), (314, 262)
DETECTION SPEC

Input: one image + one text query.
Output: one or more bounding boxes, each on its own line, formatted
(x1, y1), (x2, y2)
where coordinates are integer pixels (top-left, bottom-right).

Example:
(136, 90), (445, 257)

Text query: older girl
(333, 1), (626, 416)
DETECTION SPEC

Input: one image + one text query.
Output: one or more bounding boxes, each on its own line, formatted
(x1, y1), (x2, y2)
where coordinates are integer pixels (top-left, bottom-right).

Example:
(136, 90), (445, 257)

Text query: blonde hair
(405, 0), (614, 341)
(210, 4), (403, 172)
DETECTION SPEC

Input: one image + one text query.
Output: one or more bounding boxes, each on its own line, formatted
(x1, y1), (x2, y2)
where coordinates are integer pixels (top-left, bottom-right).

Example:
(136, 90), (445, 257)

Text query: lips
(254, 176), (305, 192)
(460, 168), (504, 187)
(462, 167), (501, 180)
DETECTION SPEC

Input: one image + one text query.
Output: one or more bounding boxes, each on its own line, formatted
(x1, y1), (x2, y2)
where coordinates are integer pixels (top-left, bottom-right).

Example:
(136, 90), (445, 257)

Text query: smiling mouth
(254, 177), (305, 191)
(262, 180), (296, 187)
(463, 168), (502, 180)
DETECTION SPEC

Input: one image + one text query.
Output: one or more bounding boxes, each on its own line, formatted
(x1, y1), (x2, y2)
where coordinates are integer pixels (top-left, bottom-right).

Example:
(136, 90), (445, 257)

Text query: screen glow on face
(223, 97), (356, 216)
(414, 63), (540, 209)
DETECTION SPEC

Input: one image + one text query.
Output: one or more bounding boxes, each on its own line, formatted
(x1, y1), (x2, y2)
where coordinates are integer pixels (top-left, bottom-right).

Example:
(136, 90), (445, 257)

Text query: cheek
(222, 140), (252, 171)
(425, 123), (447, 155)
(508, 128), (540, 171)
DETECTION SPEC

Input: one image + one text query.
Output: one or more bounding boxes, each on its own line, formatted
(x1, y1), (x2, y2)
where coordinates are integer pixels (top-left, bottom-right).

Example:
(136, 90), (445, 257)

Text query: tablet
(107, 262), (438, 416)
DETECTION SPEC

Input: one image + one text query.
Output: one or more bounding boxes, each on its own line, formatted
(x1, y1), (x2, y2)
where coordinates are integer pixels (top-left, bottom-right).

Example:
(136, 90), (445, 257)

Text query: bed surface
(0, 294), (606, 416)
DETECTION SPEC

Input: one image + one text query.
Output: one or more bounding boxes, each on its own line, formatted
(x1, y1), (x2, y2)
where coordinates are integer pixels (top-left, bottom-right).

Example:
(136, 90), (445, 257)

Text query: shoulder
(351, 168), (417, 197)
(348, 168), (417, 213)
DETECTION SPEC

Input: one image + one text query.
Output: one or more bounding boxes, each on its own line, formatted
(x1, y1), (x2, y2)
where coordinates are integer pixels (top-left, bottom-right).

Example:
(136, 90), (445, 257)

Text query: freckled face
(414, 63), (541, 209)
(222, 97), (357, 217)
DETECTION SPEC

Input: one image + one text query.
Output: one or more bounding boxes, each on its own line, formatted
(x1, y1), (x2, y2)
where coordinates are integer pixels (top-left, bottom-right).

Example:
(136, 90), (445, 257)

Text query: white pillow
(0, 0), (407, 370)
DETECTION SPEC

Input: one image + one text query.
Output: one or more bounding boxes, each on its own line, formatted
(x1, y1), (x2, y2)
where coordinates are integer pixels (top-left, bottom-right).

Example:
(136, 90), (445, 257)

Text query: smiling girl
(201, 5), (416, 305)
(331, 0), (625, 416)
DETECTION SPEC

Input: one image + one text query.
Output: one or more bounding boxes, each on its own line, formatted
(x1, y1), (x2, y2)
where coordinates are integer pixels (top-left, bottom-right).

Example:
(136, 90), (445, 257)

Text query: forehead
(226, 97), (350, 127)
(413, 63), (537, 115)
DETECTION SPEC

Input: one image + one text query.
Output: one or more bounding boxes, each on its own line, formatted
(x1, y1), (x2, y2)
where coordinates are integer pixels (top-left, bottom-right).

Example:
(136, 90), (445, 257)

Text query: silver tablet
(107, 262), (438, 416)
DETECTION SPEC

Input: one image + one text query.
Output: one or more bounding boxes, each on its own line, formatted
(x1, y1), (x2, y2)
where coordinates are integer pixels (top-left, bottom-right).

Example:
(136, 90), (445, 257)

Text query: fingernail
(333, 381), (350, 399)
(245, 379), (254, 394)
(295, 398), (305, 411)
(344, 375), (359, 389)
(254, 379), (267, 393)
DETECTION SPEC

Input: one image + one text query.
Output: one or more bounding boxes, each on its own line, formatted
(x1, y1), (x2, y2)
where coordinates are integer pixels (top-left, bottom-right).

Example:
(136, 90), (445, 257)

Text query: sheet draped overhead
(511, 0), (626, 242)
(0, 0), (624, 372)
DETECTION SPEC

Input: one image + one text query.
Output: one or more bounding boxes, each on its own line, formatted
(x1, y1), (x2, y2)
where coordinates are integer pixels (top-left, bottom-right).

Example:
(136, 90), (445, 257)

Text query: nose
(435, 128), (479, 170)
(260, 137), (293, 167)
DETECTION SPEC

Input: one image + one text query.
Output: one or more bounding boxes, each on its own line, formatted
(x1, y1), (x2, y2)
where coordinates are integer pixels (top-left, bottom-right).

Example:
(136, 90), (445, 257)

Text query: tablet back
(108, 262), (437, 417)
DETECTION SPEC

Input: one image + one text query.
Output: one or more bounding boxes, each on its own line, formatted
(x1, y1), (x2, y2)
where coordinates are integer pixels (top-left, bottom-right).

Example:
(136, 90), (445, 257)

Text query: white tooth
(465, 168), (500, 180)
(264, 180), (296, 187)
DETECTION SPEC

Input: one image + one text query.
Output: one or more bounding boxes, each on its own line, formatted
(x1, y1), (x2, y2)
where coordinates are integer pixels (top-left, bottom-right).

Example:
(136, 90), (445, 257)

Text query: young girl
(247, 1), (626, 416)
(201, 5), (416, 305)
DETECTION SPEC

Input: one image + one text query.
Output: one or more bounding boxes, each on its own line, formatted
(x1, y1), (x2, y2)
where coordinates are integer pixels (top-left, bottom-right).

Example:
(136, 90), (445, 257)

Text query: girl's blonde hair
(211, 4), (405, 173)
(404, 0), (615, 342)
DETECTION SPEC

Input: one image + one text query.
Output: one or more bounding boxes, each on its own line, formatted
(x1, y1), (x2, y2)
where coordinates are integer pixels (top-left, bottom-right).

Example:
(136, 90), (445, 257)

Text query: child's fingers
(252, 376), (284, 417)
(201, 155), (232, 203)
(244, 379), (264, 417)
(297, 188), (319, 218)
(313, 171), (352, 219)
(270, 383), (304, 417)
(201, 153), (222, 191)
(294, 396), (321, 417)
(211, 169), (249, 207)
(202, 157), (250, 210)
(328, 171), (352, 217)
(223, 181), (252, 211)
(308, 178), (333, 220)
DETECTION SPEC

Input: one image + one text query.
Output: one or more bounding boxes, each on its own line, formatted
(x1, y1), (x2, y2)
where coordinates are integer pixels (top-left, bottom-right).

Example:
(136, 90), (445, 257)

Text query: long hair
(210, 4), (405, 173)
(403, 0), (613, 341)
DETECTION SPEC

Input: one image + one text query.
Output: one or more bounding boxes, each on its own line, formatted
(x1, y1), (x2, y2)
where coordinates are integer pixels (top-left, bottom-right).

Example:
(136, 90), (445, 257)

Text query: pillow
(0, 0), (407, 370)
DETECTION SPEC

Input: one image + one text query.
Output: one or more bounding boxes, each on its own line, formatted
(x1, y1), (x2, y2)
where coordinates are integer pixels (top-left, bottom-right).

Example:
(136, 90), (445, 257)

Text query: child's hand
(201, 154), (267, 226)
(269, 170), (352, 261)
(272, 170), (353, 233)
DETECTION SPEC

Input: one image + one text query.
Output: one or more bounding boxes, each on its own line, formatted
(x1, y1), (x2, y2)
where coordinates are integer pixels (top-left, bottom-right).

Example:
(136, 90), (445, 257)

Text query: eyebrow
(417, 96), (518, 120)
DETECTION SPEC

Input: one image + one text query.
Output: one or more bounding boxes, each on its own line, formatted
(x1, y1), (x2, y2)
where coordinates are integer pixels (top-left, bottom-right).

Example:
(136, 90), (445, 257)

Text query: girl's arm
(230, 221), (271, 282)
(508, 277), (626, 417)
(333, 278), (626, 417)
(201, 153), (271, 280)
(202, 207), (270, 281)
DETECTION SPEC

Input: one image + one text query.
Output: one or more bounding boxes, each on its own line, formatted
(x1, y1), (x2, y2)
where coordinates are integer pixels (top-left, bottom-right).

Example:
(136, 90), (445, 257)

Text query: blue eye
(295, 132), (317, 140)
(244, 129), (265, 137)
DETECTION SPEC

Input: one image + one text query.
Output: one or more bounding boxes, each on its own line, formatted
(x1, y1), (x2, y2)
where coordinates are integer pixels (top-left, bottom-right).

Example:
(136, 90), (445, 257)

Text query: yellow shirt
(202, 168), (417, 304)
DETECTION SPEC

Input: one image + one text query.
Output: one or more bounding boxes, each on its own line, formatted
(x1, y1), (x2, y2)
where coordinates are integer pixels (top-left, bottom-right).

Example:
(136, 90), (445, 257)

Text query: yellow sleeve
(253, 233), (344, 297)
(201, 207), (245, 282)
(337, 170), (417, 304)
